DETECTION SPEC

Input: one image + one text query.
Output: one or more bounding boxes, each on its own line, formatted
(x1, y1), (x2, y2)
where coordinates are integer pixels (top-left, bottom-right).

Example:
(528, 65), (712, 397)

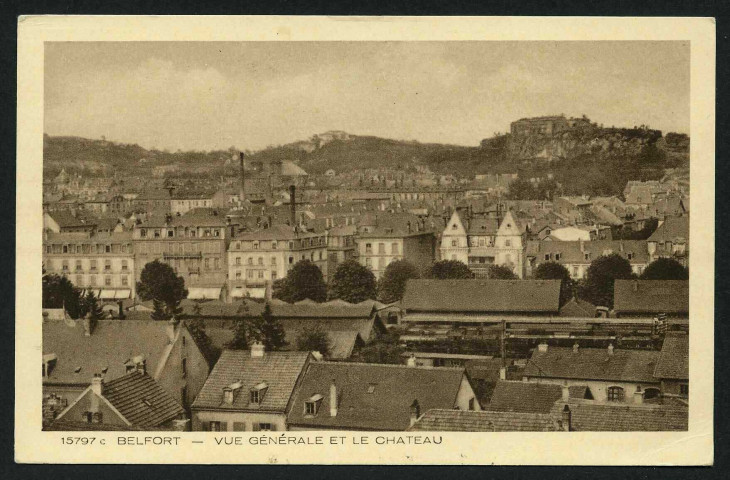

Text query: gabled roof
(654, 332), (689, 380)
(526, 240), (649, 264)
(287, 362), (467, 430)
(559, 297), (597, 318)
(551, 400), (688, 431)
(487, 381), (587, 414)
(42, 320), (181, 385)
(613, 280), (689, 314)
(47, 210), (98, 228)
(524, 346), (660, 384)
(102, 372), (184, 428)
(408, 409), (559, 432)
(402, 279), (561, 313)
(191, 350), (310, 413)
(648, 216), (690, 243)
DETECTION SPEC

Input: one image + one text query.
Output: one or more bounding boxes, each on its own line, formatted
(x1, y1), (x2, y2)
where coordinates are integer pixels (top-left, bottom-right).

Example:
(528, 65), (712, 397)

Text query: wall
(192, 410), (286, 431)
(157, 325), (210, 410)
(454, 375), (482, 411)
(58, 389), (128, 427)
(524, 376), (660, 403)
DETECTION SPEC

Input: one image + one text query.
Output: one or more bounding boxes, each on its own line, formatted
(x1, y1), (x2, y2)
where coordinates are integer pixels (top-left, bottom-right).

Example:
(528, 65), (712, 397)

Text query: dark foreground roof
(488, 381), (587, 414)
(552, 400), (688, 431)
(403, 280), (561, 313)
(408, 409), (559, 432)
(103, 372), (184, 428)
(654, 332), (689, 380)
(287, 362), (468, 431)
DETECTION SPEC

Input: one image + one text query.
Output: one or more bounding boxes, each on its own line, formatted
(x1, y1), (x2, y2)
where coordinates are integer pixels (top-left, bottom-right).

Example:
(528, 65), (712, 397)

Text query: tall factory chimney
(238, 151), (246, 206)
(289, 185), (297, 227)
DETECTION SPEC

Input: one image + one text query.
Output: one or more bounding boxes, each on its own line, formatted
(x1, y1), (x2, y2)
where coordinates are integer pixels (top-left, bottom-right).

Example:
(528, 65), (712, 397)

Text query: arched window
(644, 387), (661, 400)
(607, 386), (624, 402)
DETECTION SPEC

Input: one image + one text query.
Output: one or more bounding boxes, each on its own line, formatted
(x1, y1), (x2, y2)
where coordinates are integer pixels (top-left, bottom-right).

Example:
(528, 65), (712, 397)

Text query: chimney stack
(537, 342), (548, 353)
(499, 366), (507, 380)
(562, 382), (570, 401)
(91, 373), (103, 396)
(572, 343), (579, 354)
(166, 318), (178, 344)
(251, 342), (265, 358)
(607, 343), (614, 356)
(633, 280), (638, 292)
(329, 380), (338, 417)
(239, 152), (246, 205)
(410, 399), (421, 427)
(289, 185), (297, 227)
(406, 354), (416, 368)
(82, 317), (92, 337)
(561, 405), (571, 432)
(633, 386), (644, 404)
(172, 418), (191, 432)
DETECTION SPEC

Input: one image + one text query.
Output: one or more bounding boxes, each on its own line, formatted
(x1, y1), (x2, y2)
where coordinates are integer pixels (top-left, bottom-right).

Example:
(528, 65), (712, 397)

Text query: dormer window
(304, 394), (323, 416)
(452, 224), (457, 230)
(223, 381), (242, 405)
(250, 382), (268, 405)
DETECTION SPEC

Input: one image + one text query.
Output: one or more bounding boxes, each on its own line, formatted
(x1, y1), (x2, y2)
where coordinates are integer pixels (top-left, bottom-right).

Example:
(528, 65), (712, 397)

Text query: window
(62, 245), (68, 253)
(154, 229), (161, 238)
(627, 253), (633, 260)
(572, 266), (579, 277)
(378, 243), (385, 254)
(271, 271), (278, 280)
(607, 386), (625, 402)
(105, 260), (111, 271)
(89, 275), (96, 286)
(167, 229), (174, 238)
(680, 384), (689, 396)
(121, 276), (128, 286)
(544, 254), (550, 261)
(233, 422), (246, 431)
(365, 243), (372, 254)
(584, 253), (590, 261)
(121, 260), (128, 271)
(253, 242), (259, 250)
(205, 258), (210, 269)
(258, 257), (264, 266)
(468, 398), (475, 411)
(62, 260), (69, 271)
(247, 257), (253, 265)
(452, 239), (458, 247)
(247, 270), (253, 279)
(257, 423), (272, 431)
(271, 241), (278, 250)
(271, 257), (277, 266)
(391, 243), (399, 255)
(555, 253), (561, 261)
(305, 402), (317, 415)
(209, 421), (221, 432)
(140, 229), (147, 238)
(258, 271), (264, 279)
(105, 276), (112, 286)
(452, 224), (457, 230)
(75, 274), (83, 284)
(75, 260), (82, 271)
(289, 256), (293, 265)
(505, 239), (512, 247)
(214, 258), (220, 270)
(236, 257), (241, 266)
(365, 257), (372, 267)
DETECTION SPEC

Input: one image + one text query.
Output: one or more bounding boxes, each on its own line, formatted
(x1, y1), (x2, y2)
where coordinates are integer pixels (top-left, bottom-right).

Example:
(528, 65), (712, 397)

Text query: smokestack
(410, 399), (421, 427)
(289, 185), (297, 227)
(330, 380), (338, 417)
(239, 151), (246, 205)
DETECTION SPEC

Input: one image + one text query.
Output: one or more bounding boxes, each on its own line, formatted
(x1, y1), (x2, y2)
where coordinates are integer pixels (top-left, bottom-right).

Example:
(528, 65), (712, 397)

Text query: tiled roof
(648, 216), (689, 243)
(402, 279), (561, 313)
(42, 320), (178, 385)
(524, 346), (660, 384)
(487, 381), (587, 414)
(613, 280), (689, 314)
(191, 350), (310, 413)
(358, 213), (435, 238)
(47, 210), (98, 228)
(654, 332), (689, 380)
(559, 297), (597, 317)
(408, 409), (559, 432)
(180, 299), (262, 318)
(287, 362), (467, 431)
(103, 372), (184, 428)
(45, 420), (166, 431)
(551, 400), (688, 431)
(269, 300), (375, 319)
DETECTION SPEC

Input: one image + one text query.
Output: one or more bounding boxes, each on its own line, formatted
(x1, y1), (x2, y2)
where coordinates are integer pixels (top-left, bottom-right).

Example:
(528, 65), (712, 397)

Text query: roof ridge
(316, 360), (465, 372)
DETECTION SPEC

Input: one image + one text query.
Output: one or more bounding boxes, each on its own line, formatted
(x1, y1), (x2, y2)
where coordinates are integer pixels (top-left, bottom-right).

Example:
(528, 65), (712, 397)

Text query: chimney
(561, 405), (571, 432)
(406, 221), (411, 234)
(82, 317), (92, 337)
(132, 355), (146, 375)
(289, 185), (297, 227)
(572, 343), (579, 354)
(410, 399), (421, 427)
(537, 342), (548, 353)
(172, 418), (190, 432)
(633, 280), (638, 292)
(607, 343), (614, 356)
(251, 342), (265, 358)
(117, 301), (125, 319)
(406, 354), (416, 367)
(499, 366), (506, 380)
(90, 373), (103, 414)
(166, 318), (178, 344)
(239, 152), (246, 205)
(579, 238), (585, 253)
(562, 382), (570, 401)
(633, 386), (644, 404)
(329, 380), (338, 417)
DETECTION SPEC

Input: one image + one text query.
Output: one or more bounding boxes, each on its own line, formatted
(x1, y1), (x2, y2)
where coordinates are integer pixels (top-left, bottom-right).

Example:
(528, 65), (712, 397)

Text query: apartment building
(227, 225), (328, 299)
(43, 231), (136, 300)
(133, 209), (232, 300)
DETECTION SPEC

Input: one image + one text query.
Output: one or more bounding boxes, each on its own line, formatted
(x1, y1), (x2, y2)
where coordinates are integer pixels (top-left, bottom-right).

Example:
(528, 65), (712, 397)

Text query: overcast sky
(44, 41), (690, 152)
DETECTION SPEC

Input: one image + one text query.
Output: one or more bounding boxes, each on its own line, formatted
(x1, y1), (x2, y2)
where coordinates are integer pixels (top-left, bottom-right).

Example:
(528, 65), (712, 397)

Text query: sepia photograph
(16, 16), (715, 465)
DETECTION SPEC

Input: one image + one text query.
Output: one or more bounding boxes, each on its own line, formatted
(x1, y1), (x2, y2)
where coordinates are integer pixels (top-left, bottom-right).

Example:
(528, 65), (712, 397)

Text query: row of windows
(231, 237), (326, 251)
(207, 421), (273, 431)
(234, 269), (278, 281)
(364, 242), (400, 255)
(46, 243), (131, 254)
(364, 256), (401, 270)
(52, 259), (129, 272)
(139, 227), (222, 239)
(70, 274), (129, 287)
(137, 241), (221, 255)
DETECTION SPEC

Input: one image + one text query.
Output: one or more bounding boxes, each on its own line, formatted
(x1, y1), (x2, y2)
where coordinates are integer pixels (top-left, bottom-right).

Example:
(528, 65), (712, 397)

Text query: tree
(329, 260), (377, 303)
(296, 325), (331, 357)
(272, 260), (327, 303)
(185, 319), (221, 367)
(227, 302), (252, 350)
(258, 303), (287, 351)
(137, 260), (188, 320)
(82, 290), (104, 324)
(351, 332), (404, 364)
(429, 260), (474, 279)
(641, 258), (689, 280)
(377, 260), (420, 304)
(42, 273), (83, 319)
(506, 178), (537, 200)
(487, 264), (518, 280)
(582, 254), (634, 308)
(534, 262), (573, 307)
